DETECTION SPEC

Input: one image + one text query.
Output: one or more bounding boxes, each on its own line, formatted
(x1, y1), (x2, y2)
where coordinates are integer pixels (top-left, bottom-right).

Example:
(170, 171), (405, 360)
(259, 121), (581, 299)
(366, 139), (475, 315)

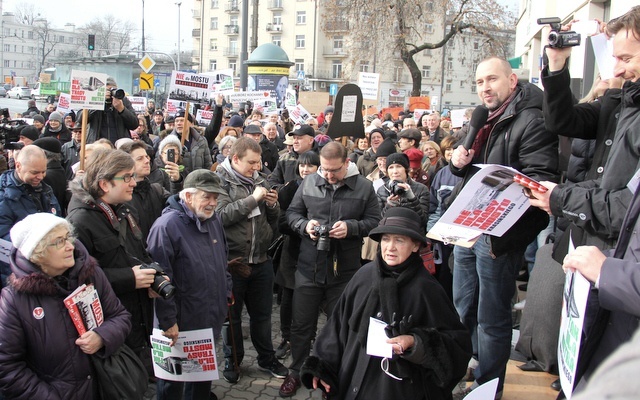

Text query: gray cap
(184, 170), (226, 195)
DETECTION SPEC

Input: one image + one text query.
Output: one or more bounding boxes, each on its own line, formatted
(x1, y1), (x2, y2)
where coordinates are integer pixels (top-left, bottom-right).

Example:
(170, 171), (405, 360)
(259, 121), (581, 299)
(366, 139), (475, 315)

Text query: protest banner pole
(181, 102), (191, 148)
(79, 109), (89, 171)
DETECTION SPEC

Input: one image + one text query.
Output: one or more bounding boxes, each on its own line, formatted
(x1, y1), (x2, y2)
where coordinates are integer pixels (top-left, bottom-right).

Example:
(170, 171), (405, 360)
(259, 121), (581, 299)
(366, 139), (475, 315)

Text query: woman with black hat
(300, 207), (471, 400)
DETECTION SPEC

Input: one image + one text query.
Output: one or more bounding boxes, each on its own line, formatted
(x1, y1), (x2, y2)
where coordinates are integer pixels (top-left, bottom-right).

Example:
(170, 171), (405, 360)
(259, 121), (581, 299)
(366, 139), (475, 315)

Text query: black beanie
(386, 152), (410, 171)
(375, 138), (397, 159)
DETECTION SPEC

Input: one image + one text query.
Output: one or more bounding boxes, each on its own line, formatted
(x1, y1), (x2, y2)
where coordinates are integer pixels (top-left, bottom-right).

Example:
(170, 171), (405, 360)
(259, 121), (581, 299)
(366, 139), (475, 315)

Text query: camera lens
(153, 277), (176, 299)
(548, 31), (559, 47)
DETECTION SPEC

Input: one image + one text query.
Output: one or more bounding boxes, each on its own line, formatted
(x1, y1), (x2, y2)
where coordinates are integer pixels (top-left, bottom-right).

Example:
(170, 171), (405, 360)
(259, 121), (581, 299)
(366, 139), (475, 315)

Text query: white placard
(358, 72), (380, 101)
(341, 95), (357, 123)
(128, 96), (148, 113)
(590, 33), (615, 80)
(285, 88), (297, 108)
(69, 70), (109, 110)
(196, 109), (213, 126)
(151, 328), (219, 382)
(450, 109), (467, 129)
(56, 93), (72, 115)
(366, 317), (393, 358)
(227, 91), (276, 103)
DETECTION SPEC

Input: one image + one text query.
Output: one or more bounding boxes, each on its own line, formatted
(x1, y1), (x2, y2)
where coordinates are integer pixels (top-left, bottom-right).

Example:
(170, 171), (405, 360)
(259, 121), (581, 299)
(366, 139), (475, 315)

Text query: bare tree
(80, 15), (134, 56)
(321, 0), (516, 96)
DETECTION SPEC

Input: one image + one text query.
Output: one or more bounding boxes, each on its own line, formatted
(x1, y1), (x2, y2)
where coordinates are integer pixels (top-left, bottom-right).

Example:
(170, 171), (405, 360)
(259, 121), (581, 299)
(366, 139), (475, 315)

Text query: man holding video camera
(280, 141), (380, 397)
(84, 76), (139, 144)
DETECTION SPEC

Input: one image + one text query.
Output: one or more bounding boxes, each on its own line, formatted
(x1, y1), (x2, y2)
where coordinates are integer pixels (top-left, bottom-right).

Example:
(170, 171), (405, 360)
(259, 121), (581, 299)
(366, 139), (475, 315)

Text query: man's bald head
(15, 145), (47, 187)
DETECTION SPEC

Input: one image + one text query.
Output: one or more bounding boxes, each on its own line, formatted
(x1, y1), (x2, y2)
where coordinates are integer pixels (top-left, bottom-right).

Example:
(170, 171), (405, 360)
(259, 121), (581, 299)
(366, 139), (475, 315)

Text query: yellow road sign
(140, 73), (154, 90)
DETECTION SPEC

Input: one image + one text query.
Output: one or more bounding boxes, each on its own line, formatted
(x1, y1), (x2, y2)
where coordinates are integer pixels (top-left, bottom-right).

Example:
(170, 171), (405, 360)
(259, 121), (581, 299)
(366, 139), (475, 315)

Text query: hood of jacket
(164, 194), (220, 233)
(9, 240), (96, 297)
(316, 159), (360, 180)
(68, 177), (96, 206)
(504, 82), (544, 118)
(219, 156), (267, 185)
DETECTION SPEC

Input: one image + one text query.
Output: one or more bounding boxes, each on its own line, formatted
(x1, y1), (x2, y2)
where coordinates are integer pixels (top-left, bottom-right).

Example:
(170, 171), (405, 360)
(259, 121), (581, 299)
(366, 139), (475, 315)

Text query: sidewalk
(144, 294), (558, 400)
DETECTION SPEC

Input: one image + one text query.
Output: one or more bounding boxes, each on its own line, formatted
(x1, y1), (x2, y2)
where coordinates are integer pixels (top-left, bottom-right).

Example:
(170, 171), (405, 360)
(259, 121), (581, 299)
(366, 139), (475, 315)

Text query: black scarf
(356, 251), (423, 348)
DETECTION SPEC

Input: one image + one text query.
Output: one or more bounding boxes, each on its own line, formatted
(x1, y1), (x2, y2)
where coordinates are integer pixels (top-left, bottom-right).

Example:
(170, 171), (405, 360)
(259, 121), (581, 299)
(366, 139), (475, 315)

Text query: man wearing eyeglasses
(280, 141), (380, 397)
(67, 148), (159, 376)
(0, 145), (62, 287)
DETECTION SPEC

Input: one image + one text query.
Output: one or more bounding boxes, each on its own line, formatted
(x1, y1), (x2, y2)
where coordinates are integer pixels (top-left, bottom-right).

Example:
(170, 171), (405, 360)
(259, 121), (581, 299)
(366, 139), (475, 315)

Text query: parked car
(0, 87), (6, 97)
(7, 86), (31, 99)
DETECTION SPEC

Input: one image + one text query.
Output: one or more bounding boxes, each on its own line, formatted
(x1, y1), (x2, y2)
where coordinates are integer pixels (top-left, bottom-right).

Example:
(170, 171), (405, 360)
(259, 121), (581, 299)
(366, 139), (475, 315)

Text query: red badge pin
(33, 307), (45, 320)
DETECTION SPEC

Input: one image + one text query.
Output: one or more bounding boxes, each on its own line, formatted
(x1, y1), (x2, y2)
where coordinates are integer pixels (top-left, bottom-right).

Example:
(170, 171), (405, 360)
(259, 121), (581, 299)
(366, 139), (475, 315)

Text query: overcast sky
(2, 0), (193, 54)
(2, 0), (520, 55)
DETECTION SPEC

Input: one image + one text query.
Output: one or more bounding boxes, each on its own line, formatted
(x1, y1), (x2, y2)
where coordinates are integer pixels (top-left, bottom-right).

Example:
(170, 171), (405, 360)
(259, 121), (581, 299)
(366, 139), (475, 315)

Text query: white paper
(151, 328), (219, 382)
(462, 378), (499, 399)
(341, 95), (357, 123)
(590, 33), (615, 80)
(366, 317), (393, 358)
(248, 206), (262, 219)
(627, 167), (640, 194)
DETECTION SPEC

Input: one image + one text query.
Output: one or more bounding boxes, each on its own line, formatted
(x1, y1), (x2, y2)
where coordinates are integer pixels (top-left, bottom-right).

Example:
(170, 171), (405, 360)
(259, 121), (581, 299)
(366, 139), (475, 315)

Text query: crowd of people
(0, 5), (639, 400)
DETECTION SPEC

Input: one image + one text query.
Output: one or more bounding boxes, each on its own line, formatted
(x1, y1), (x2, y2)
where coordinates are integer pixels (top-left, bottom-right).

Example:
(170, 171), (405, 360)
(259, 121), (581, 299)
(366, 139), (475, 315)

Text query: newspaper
(427, 164), (545, 247)
(64, 284), (104, 335)
(151, 328), (219, 382)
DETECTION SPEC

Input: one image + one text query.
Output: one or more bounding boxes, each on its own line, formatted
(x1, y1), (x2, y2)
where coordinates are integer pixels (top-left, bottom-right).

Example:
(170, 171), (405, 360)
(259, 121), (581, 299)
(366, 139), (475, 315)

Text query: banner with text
(169, 71), (214, 103)
(358, 72), (380, 101)
(151, 328), (218, 382)
(69, 70), (109, 110)
(128, 96), (148, 113)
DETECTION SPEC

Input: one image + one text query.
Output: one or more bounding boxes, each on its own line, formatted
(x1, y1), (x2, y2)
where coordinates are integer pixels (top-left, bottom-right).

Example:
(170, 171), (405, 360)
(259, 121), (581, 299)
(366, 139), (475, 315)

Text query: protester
(0, 213), (131, 399)
(300, 208), (471, 400)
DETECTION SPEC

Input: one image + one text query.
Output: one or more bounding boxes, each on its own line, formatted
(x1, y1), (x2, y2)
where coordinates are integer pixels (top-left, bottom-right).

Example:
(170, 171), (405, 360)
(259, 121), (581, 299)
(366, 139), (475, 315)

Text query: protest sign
(56, 93), (72, 115)
(151, 328), (218, 382)
(69, 70), (109, 110)
(128, 96), (148, 113)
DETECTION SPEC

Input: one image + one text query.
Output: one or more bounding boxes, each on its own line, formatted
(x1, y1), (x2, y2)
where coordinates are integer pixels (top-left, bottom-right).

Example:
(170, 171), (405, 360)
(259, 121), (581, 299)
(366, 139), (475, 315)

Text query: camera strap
(95, 198), (143, 243)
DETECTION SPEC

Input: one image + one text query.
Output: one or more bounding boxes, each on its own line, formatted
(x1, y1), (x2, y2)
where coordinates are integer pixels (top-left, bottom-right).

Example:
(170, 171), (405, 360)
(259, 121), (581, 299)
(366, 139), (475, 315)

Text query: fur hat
(159, 135), (182, 155)
(228, 115), (244, 128)
(33, 137), (62, 154)
(368, 207), (427, 245)
(11, 213), (69, 259)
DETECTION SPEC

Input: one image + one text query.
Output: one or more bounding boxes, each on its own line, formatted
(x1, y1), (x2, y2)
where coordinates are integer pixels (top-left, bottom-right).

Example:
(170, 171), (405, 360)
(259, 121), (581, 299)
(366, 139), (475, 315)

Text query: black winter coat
(0, 241), (131, 400)
(450, 82), (559, 256)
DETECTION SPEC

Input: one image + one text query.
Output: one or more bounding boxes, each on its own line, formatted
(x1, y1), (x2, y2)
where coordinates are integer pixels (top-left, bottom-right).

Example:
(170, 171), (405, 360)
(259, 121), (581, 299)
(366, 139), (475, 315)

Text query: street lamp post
(141, 0), (145, 53)
(176, 1), (182, 71)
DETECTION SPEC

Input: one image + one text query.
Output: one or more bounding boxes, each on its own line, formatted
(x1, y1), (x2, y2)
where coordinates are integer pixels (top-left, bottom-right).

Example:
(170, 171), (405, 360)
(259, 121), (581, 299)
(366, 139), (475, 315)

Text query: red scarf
(471, 88), (518, 158)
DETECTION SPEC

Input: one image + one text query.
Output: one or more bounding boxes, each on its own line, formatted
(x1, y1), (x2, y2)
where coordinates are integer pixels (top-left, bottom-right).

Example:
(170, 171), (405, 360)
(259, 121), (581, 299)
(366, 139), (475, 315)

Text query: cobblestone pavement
(144, 295), (326, 400)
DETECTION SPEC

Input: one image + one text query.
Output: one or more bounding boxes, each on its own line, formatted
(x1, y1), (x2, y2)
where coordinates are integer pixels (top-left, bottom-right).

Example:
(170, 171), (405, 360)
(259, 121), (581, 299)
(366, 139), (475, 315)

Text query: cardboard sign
(326, 84), (364, 139)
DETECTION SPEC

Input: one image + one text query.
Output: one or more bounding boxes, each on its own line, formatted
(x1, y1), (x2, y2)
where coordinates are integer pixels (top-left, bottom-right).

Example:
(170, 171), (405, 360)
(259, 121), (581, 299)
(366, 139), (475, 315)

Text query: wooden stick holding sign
(180, 102), (191, 148)
(326, 84), (365, 143)
(79, 109), (89, 171)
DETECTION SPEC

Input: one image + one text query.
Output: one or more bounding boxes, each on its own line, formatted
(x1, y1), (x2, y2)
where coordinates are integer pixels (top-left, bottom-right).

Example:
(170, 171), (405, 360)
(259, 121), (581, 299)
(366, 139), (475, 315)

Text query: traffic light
(88, 34), (95, 51)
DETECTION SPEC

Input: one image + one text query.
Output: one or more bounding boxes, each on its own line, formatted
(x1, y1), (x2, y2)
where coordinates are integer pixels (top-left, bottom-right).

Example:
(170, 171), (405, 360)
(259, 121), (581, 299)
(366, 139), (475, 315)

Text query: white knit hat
(10, 213), (70, 259)
(159, 135), (182, 155)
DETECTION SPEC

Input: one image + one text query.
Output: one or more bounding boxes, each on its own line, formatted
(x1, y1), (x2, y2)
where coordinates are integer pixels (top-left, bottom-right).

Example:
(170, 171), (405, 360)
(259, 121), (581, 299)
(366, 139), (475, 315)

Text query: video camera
(537, 17), (581, 48)
(0, 109), (27, 150)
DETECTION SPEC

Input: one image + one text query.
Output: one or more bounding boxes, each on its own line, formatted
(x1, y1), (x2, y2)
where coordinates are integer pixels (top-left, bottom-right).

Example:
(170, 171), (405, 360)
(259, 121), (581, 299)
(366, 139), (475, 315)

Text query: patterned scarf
(471, 88), (519, 158)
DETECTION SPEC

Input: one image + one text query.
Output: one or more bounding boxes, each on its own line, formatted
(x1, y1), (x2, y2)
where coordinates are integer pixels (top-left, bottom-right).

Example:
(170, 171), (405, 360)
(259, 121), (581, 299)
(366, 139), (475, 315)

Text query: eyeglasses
(112, 174), (135, 183)
(48, 234), (75, 249)
(322, 163), (345, 174)
(380, 358), (403, 381)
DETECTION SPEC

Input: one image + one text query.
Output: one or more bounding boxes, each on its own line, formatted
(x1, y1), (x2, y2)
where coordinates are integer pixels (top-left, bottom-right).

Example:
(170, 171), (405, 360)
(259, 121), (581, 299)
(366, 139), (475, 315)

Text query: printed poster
(288, 103), (312, 125)
(69, 70), (109, 110)
(56, 93), (72, 115)
(427, 164), (538, 246)
(196, 109), (213, 126)
(128, 96), (148, 113)
(169, 71), (215, 103)
(151, 328), (218, 382)
(558, 237), (590, 398)
(206, 68), (234, 94)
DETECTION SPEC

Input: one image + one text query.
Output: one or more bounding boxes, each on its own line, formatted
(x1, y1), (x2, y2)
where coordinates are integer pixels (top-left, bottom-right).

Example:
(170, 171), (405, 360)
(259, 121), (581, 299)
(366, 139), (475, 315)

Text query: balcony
(267, 0), (283, 10)
(192, 9), (201, 18)
(324, 21), (349, 31)
(322, 46), (348, 58)
(223, 47), (239, 57)
(192, 29), (201, 37)
(266, 23), (283, 32)
(225, 1), (239, 13)
(224, 25), (239, 35)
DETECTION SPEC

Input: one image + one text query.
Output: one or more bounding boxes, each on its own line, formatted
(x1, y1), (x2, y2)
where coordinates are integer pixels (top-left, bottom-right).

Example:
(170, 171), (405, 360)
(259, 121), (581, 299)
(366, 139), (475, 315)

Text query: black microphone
(462, 105), (489, 154)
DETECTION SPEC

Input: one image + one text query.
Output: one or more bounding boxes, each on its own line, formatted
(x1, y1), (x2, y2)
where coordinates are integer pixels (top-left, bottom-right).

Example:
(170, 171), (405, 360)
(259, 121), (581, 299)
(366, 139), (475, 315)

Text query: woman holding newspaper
(0, 213), (131, 399)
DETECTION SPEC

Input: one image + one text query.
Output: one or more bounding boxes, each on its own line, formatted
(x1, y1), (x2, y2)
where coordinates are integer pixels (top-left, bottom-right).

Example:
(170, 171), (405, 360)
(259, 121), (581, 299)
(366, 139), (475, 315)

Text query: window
(471, 85), (476, 93)
(445, 81), (452, 91)
(211, 0), (219, 8)
(332, 61), (342, 79)
(209, 60), (217, 71)
(295, 59), (305, 72)
(296, 35), (305, 48)
(447, 57), (453, 70)
(460, 80), (465, 88)
(211, 17), (218, 30)
(472, 62), (478, 72)
(296, 11), (306, 24)
(473, 41), (479, 50)
(210, 39), (218, 50)
(28, 30), (34, 39)
(272, 35), (281, 46)
(229, 60), (237, 74)
(422, 65), (431, 78)
(230, 15), (238, 26)
(333, 35), (343, 50)
(273, 13), (282, 25)
(359, 61), (369, 72)
(229, 38), (238, 51)
(425, 23), (433, 33)
(426, 1), (434, 11)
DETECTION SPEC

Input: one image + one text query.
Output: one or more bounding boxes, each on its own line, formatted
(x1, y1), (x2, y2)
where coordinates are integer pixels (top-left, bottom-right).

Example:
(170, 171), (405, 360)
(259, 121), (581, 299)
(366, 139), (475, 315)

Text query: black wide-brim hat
(369, 207), (427, 245)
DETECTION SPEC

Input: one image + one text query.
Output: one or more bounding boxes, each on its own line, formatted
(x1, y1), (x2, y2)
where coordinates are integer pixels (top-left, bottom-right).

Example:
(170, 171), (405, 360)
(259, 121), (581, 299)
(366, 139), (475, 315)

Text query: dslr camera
(388, 180), (407, 196)
(140, 262), (176, 299)
(313, 224), (331, 252)
(537, 17), (581, 48)
(106, 87), (126, 105)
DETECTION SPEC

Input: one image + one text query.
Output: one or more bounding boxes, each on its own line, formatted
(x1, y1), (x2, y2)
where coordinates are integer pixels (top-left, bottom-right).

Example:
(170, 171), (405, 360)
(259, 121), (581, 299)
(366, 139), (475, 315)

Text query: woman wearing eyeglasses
(0, 213), (131, 399)
(300, 208), (471, 400)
